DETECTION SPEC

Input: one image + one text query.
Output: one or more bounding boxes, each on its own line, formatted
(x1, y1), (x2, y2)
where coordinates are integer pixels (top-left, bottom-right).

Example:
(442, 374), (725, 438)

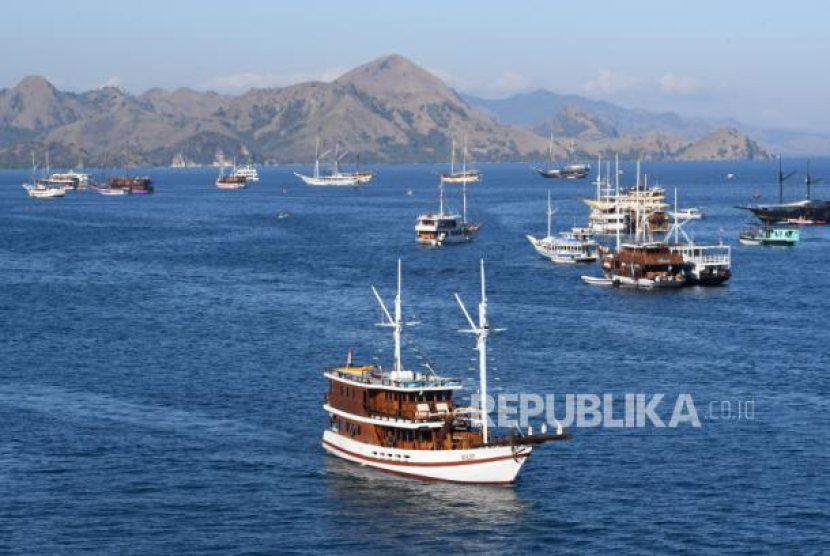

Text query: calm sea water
(1, 161), (829, 554)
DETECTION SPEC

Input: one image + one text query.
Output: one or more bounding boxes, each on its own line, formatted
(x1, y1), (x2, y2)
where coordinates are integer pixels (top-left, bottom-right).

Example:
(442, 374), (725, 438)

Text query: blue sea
(1, 161), (829, 554)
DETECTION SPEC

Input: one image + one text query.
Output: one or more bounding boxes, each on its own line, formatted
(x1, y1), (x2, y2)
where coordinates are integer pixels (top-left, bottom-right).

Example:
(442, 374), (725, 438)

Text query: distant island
(0, 54), (773, 167)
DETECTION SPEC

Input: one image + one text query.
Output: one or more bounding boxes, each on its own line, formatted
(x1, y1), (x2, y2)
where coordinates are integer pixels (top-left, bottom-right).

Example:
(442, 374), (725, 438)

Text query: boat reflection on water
(322, 456), (532, 550)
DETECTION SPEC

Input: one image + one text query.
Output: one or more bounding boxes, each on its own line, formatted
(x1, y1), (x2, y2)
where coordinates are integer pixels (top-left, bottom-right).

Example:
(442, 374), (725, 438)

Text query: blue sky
(3, 0), (829, 131)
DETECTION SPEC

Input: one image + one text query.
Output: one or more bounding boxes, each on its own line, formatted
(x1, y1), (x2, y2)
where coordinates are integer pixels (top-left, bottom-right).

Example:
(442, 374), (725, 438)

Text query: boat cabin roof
(325, 365), (463, 392)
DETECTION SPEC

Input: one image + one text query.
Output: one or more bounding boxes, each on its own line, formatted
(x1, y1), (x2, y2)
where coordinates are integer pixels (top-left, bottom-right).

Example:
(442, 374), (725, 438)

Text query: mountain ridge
(0, 55), (774, 167)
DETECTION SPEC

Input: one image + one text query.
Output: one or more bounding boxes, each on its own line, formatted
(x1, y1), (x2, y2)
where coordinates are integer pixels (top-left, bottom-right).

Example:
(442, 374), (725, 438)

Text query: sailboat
(534, 133), (562, 179)
(526, 191), (599, 263)
(321, 260), (569, 484)
(21, 153), (67, 199)
(415, 180), (480, 246)
(440, 137), (481, 184)
(738, 156), (830, 225)
(294, 139), (359, 187)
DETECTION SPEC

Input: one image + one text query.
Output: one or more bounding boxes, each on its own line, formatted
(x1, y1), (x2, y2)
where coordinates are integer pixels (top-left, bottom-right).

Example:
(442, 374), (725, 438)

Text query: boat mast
(462, 135), (468, 176)
(547, 190), (553, 239)
(615, 153), (621, 252)
(462, 181), (468, 223)
(450, 139), (456, 175)
(314, 138), (320, 179)
(674, 188), (679, 244)
(371, 259), (404, 377)
(439, 180), (445, 216)
(455, 260), (491, 445)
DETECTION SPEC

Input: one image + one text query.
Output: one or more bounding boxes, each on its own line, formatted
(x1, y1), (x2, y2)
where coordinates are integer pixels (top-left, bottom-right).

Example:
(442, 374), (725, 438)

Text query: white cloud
(102, 76), (122, 88)
(659, 73), (701, 96)
(584, 69), (632, 95)
(202, 67), (347, 91)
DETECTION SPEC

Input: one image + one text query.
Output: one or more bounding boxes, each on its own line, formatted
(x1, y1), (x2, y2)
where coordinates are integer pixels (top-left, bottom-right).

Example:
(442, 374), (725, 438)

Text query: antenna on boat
(455, 260), (502, 445)
(371, 259), (405, 377)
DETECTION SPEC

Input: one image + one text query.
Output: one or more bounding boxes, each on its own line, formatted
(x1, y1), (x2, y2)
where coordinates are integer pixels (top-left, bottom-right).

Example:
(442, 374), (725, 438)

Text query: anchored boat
(415, 180), (479, 246)
(739, 224), (799, 246)
(440, 137), (481, 184)
(526, 191), (599, 264)
(321, 260), (569, 484)
(295, 139), (360, 187)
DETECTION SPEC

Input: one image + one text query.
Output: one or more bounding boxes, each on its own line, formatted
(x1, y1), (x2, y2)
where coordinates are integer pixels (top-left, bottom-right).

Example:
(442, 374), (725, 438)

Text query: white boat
(585, 157), (668, 235)
(233, 164), (259, 183)
(416, 181), (479, 246)
(669, 207), (704, 220)
(321, 260), (569, 484)
(295, 139), (359, 187)
(440, 137), (481, 184)
(665, 191), (731, 286)
(581, 276), (615, 286)
(21, 154), (67, 198)
(526, 192), (599, 263)
(22, 182), (66, 199)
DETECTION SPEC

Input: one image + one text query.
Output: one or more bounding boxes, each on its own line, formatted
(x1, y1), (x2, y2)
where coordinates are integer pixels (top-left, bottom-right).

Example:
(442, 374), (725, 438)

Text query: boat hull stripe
(322, 439), (528, 468)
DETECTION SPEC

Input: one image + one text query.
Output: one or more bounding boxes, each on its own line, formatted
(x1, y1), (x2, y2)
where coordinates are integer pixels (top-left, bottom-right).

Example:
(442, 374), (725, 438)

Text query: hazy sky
(3, 0), (829, 131)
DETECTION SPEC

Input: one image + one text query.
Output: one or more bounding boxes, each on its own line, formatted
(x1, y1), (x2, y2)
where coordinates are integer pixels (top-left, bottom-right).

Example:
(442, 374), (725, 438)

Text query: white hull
(581, 276), (615, 286)
(216, 181), (247, 189)
(526, 235), (598, 264)
(295, 172), (358, 187)
(322, 431), (531, 484)
(23, 185), (66, 198)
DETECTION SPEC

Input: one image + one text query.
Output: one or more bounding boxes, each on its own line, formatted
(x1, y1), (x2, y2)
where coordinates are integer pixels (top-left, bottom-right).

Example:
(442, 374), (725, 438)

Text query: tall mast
(779, 155), (784, 204)
(806, 160), (811, 200)
(549, 132), (554, 168)
(615, 154), (621, 252)
(371, 259), (404, 377)
(674, 188), (679, 244)
(547, 190), (553, 239)
(439, 180), (445, 216)
(462, 135), (468, 175)
(450, 139), (456, 175)
(455, 260), (491, 445)
(462, 182), (468, 223)
(314, 138), (320, 179)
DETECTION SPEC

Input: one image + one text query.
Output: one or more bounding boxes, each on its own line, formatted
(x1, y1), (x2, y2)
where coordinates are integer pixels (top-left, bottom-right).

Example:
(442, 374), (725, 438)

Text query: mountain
(0, 55), (774, 167)
(535, 104), (619, 140)
(0, 55), (552, 167)
(674, 128), (768, 160)
(462, 89), (714, 139)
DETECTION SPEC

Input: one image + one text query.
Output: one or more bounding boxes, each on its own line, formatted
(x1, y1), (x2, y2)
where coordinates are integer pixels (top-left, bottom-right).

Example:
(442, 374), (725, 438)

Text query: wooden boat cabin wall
(324, 367), (484, 451)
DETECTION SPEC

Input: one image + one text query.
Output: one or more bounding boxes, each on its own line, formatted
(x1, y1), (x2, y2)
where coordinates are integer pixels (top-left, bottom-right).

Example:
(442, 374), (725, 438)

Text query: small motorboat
(739, 224), (799, 246)
(670, 208), (704, 220)
(581, 276), (616, 286)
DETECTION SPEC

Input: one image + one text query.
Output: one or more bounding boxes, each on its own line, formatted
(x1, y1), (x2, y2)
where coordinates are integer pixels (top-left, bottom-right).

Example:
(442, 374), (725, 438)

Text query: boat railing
(325, 367), (462, 389)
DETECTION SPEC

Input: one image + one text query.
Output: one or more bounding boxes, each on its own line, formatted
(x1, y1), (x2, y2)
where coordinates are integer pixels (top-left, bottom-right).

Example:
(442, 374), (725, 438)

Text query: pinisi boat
(295, 139), (359, 187)
(415, 181), (479, 246)
(440, 137), (481, 184)
(321, 260), (569, 484)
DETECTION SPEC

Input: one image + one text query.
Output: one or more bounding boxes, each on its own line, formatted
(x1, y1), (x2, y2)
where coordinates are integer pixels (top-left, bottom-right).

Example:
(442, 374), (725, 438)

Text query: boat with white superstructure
(321, 260), (569, 484)
(440, 137), (481, 184)
(526, 191), (599, 263)
(233, 164), (260, 183)
(415, 181), (479, 246)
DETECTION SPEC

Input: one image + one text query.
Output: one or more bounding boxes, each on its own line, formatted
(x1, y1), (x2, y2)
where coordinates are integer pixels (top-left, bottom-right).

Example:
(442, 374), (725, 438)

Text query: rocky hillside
(674, 128), (769, 160)
(0, 55), (770, 167)
(0, 55), (548, 167)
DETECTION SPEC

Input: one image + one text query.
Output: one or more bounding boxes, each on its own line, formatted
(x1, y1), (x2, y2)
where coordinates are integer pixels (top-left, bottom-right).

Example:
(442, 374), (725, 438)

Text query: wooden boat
(321, 260), (569, 484)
